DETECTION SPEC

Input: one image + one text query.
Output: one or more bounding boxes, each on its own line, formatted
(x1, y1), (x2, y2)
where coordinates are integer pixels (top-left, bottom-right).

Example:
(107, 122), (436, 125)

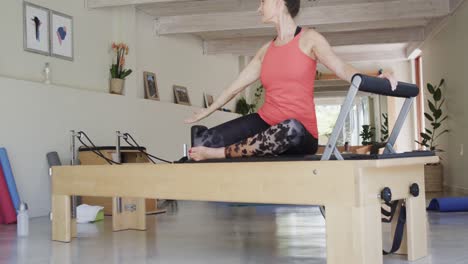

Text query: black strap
(294, 26), (302, 36)
(383, 203), (406, 255)
(273, 26), (302, 41)
(381, 201), (399, 222)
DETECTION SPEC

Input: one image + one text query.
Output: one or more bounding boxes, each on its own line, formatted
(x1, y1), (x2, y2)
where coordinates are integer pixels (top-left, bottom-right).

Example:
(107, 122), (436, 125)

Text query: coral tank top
(258, 30), (318, 138)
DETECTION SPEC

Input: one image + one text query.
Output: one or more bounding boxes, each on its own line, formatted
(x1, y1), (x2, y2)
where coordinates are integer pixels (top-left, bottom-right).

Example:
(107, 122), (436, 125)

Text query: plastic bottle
(17, 202), (29, 237)
(44, 62), (51, 84)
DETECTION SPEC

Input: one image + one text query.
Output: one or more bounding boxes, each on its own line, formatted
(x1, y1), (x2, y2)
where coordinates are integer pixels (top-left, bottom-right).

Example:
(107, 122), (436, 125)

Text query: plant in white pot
(109, 42), (133, 95)
(416, 79), (449, 192)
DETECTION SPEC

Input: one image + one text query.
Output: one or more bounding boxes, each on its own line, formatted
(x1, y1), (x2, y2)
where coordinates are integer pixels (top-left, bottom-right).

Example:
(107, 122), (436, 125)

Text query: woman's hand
(378, 71), (398, 91)
(184, 109), (209, 124)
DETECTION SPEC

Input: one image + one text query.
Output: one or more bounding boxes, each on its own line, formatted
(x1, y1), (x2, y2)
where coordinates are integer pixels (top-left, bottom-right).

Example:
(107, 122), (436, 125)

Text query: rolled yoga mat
(47, 151), (62, 167)
(46, 151), (82, 205)
(427, 197), (468, 212)
(0, 165), (17, 224)
(0, 148), (20, 211)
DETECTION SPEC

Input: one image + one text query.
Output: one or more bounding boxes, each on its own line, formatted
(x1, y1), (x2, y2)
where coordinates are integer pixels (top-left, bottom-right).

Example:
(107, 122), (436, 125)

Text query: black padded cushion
(353, 74), (419, 98)
(78, 146), (146, 152)
(175, 151), (435, 164)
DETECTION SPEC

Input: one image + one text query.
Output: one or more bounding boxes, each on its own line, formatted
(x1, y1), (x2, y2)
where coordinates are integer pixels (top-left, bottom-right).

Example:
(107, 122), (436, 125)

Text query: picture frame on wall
(173, 85), (191, 106)
(23, 2), (50, 56)
(144, 72), (159, 101)
(50, 10), (73, 61)
(204, 92), (214, 108)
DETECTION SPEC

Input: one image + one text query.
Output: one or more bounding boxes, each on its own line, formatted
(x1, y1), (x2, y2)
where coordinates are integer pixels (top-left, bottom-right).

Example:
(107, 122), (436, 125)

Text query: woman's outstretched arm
(185, 42), (270, 124)
(307, 30), (397, 90)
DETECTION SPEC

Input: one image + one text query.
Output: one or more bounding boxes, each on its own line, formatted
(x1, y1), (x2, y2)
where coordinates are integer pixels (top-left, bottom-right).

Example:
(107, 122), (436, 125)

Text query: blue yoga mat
(0, 148), (20, 211)
(427, 197), (468, 212)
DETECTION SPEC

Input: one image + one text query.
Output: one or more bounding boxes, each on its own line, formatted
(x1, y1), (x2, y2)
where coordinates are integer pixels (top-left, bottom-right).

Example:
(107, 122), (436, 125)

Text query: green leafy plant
(416, 79), (449, 151)
(380, 113), (389, 142)
(235, 84), (264, 116)
(235, 97), (253, 116)
(110, 42), (132, 79)
(251, 84), (264, 111)
(360, 125), (375, 146)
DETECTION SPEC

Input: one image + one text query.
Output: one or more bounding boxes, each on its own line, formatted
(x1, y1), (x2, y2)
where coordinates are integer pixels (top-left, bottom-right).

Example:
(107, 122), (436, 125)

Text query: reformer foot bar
(51, 75), (437, 264)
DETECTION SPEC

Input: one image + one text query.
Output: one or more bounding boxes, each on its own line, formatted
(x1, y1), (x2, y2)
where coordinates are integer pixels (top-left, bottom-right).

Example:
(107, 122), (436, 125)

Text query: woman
(185, 0), (396, 161)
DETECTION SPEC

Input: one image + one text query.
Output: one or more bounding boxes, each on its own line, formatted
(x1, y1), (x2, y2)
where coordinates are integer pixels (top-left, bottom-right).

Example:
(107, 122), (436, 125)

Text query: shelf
(315, 79), (350, 93)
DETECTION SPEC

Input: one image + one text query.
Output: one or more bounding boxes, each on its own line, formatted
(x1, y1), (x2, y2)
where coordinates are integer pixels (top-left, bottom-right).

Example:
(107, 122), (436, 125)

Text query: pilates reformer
(50, 74), (437, 264)
(64, 130), (171, 231)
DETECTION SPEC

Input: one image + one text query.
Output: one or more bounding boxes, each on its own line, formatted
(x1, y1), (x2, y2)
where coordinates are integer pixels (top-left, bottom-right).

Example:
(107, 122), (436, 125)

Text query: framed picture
(173, 85), (191, 106)
(144, 72), (159, 100)
(204, 93), (214, 108)
(23, 2), (50, 56)
(50, 10), (73, 60)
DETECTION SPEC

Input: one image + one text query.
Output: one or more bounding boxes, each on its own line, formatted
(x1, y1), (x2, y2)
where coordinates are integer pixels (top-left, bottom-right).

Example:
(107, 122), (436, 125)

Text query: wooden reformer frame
(51, 75), (435, 264)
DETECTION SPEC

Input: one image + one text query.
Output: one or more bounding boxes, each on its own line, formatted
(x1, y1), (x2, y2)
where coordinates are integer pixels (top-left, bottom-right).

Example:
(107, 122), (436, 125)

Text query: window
(316, 95), (374, 146)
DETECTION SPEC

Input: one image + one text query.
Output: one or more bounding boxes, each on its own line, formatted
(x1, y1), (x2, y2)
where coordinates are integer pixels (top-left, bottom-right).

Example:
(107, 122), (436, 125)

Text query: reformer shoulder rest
(352, 74), (419, 98)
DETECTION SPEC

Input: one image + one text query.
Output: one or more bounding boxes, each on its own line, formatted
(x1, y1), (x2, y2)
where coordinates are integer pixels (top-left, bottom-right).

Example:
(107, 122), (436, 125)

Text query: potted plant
(235, 97), (253, 116)
(235, 84), (264, 116)
(355, 124), (375, 154)
(360, 125), (375, 146)
(380, 113), (389, 142)
(416, 79), (449, 192)
(109, 42), (133, 95)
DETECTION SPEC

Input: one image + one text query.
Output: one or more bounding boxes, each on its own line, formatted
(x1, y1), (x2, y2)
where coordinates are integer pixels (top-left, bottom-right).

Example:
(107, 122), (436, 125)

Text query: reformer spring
(123, 133), (172, 164)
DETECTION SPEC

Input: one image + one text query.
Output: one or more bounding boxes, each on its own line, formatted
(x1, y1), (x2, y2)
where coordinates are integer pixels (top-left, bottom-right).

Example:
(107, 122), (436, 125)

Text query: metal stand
(69, 131), (81, 218)
(114, 131), (126, 213)
(112, 131), (147, 232)
(321, 75), (416, 161)
(69, 130), (81, 238)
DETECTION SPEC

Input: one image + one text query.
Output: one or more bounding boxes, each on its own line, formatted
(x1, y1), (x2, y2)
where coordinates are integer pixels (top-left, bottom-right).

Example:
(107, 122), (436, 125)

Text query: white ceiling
(87, 0), (465, 62)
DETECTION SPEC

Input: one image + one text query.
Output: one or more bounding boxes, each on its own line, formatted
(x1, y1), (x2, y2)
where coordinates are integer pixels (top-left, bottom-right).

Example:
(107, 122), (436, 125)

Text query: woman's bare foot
(189, 146), (225, 161)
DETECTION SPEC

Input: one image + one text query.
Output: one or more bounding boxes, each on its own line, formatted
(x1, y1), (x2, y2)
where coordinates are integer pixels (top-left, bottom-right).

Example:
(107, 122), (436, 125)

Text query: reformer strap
(383, 203), (407, 255)
(381, 201), (399, 222)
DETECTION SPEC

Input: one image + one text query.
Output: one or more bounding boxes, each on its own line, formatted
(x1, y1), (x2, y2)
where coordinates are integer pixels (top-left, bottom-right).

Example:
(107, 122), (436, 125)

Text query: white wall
(421, 1), (468, 192)
(0, 77), (239, 217)
(135, 11), (239, 109)
(0, 0), (113, 91)
(0, 1), (242, 217)
(0, 1), (240, 108)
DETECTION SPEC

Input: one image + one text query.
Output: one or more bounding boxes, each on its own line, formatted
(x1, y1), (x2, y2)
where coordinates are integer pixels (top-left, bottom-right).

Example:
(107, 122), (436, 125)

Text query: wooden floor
(1, 193), (467, 264)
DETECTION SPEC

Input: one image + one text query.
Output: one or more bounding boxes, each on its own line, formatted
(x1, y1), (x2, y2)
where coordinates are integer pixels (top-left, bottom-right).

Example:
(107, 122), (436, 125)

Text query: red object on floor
(0, 165), (16, 224)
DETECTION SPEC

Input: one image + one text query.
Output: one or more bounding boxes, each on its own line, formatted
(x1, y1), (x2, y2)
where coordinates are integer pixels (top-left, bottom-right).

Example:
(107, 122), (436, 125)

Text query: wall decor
(50, 10), (73, 60)
(23, 2), (50, 55)
(144, 72), (159, 100)
(173, 85), (191, 106)
(204, 93), (214, 108)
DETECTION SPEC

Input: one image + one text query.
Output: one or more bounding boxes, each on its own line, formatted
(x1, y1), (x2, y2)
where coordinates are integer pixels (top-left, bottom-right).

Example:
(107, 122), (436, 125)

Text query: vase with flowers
(109, 42), (133, 95)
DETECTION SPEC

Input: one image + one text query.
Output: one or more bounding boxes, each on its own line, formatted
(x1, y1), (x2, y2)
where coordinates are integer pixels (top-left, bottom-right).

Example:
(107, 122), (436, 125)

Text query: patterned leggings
(192, 114), (318, 158)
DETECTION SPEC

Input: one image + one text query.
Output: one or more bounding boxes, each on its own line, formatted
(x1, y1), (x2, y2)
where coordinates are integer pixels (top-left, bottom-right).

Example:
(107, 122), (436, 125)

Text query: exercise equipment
(427, 197), (468, 212)
(0, 165), (17, 224)
(47, 152), (62, 167)
(49, 75), (436, 264)
(321, 74), (419, 160)
(0, 148), (20, 211)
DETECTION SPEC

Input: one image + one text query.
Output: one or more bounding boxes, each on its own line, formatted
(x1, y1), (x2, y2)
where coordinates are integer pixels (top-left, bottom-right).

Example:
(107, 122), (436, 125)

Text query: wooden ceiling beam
(156, 0), (449, 35)
(87, 0), (190, 9)
(89, 0), (392, 11)
(195, 18), (428, 40)
(204, 27), (424, 56)
(136, 0), (392, 17)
